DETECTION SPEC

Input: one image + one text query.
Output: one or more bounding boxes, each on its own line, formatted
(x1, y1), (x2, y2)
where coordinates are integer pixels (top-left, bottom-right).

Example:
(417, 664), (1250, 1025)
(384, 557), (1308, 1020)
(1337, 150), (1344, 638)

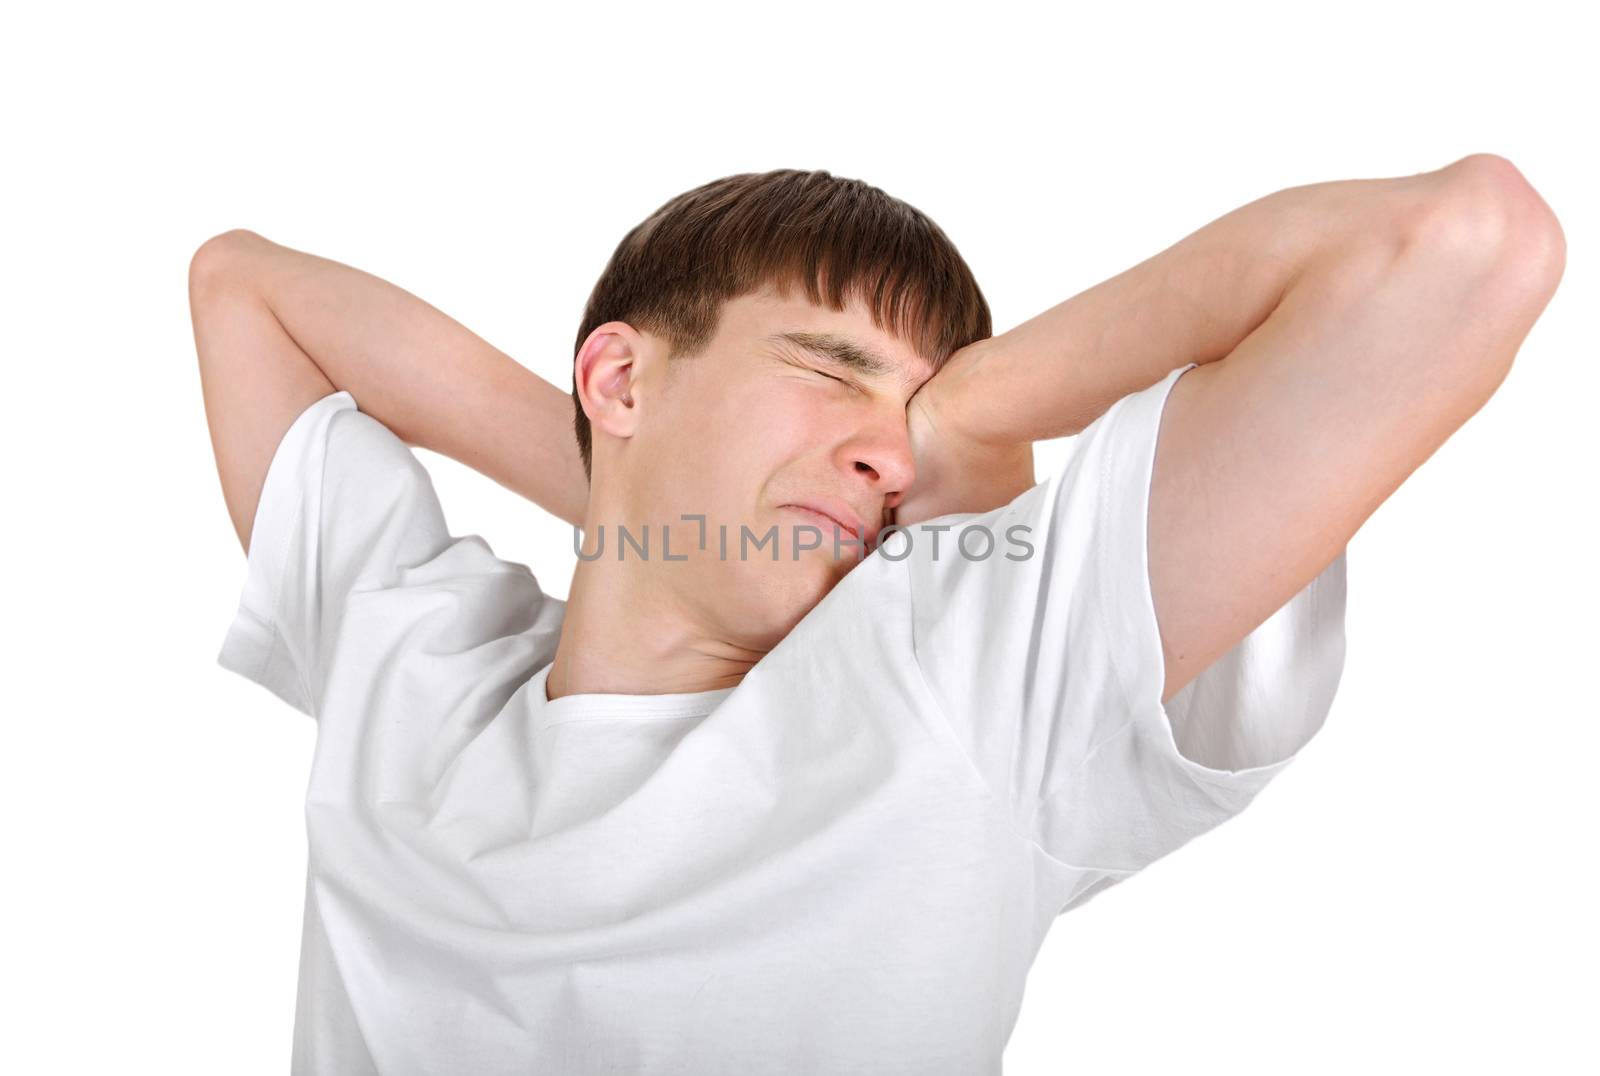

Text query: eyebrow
(764, 330), (896, 380)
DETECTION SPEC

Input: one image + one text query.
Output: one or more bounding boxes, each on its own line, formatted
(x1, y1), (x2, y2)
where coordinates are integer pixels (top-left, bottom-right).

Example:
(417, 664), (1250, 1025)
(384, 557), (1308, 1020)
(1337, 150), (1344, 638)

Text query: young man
(193, 157), (1563, 1074)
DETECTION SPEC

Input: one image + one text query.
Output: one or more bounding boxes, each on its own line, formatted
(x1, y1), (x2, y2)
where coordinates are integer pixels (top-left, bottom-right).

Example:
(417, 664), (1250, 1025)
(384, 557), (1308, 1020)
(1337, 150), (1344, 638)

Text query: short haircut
(570, 169), (993, 481)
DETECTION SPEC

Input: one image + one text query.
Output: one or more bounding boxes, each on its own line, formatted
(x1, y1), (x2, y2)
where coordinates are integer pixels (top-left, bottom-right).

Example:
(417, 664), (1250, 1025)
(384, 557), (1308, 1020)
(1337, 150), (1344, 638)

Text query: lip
(780, 500), (875, 548)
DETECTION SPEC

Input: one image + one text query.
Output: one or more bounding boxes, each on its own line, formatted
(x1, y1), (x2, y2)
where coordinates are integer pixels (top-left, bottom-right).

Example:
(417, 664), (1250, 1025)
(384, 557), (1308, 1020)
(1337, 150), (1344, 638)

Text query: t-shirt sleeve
(215, 389), (546, 719)
(899, 362), (1348, 892)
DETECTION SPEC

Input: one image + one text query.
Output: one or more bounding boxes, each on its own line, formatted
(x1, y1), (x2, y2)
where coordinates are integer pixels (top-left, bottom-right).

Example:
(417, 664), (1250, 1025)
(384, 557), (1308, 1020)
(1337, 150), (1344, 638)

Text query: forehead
(717, 288), (937, 390)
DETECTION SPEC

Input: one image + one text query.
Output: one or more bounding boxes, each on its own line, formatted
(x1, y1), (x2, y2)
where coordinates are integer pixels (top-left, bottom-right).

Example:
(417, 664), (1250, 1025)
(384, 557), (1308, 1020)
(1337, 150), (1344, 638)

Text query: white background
(5, 1), (1594, 1072)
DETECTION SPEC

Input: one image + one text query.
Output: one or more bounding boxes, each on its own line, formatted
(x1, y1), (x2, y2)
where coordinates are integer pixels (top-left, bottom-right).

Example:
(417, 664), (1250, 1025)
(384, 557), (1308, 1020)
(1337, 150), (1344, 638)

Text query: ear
(574, 322), (643, 442)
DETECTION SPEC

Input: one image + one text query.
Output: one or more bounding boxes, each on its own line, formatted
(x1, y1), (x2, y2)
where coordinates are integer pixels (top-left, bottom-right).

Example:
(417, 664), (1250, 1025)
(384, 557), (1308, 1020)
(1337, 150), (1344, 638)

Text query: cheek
(636, 399), (766, 522)
(742, 383), (835, 445)
(646, 382), (838, 530)
(702, 385), (825, 470)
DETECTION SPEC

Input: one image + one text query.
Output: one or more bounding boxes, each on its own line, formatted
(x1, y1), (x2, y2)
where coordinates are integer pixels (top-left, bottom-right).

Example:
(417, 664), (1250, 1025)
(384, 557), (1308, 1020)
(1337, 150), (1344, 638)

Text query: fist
(891, 358), (1037, 530)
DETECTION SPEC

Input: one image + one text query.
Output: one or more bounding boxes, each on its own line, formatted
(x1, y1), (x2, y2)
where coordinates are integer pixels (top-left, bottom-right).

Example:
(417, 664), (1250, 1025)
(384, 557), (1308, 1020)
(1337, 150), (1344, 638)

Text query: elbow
(188, 228), (268, 298)
(1399, 155), (1565, 398)
(1406, 154), (1567, 300)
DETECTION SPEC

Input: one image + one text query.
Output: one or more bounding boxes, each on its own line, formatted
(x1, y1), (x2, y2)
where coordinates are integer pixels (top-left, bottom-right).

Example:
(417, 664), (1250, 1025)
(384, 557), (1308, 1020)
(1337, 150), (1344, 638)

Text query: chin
(739, 561), (840, 645)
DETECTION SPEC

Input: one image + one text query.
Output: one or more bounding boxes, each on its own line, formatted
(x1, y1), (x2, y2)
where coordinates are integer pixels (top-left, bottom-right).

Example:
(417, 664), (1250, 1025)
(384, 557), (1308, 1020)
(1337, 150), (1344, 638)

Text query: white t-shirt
(217, 362), (1347, 1075)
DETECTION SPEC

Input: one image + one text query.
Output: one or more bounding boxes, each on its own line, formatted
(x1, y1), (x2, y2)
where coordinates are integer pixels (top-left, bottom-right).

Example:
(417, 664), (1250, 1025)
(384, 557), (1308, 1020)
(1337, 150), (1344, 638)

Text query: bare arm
(195, 230), (590, 529)
(1140, 155), (1563, 701)
(914, 159), (1476, 447)
(893, 162), (1452, 528)
(191, 236), (340, 554)
(904, 154), (1564, 702)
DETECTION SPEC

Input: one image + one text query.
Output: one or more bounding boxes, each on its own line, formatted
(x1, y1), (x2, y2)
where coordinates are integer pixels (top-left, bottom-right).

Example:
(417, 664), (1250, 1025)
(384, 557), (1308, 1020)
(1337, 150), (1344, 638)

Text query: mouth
(779, 504), (874, 551)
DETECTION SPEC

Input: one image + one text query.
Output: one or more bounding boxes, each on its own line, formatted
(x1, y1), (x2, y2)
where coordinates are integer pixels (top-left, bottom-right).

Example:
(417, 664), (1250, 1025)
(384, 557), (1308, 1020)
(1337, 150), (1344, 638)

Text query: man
(193, 156), (1563, 1074)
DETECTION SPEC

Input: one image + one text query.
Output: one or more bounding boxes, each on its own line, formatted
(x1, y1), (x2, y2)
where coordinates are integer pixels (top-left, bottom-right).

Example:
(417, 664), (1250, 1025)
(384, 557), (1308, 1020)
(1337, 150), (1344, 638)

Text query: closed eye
(773, 348), (862, 393)
(790, 358), (857, 392)
(805, 365), (862, 394)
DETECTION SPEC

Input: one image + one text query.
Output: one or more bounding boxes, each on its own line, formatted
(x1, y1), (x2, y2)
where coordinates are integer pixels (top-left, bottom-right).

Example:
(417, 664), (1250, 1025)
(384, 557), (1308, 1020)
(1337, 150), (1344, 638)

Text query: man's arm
(191, 230), (590, 532)
(893, 162), (1450, 528)
(910, 153), (1564, 703)
(191, 235), (340, 555)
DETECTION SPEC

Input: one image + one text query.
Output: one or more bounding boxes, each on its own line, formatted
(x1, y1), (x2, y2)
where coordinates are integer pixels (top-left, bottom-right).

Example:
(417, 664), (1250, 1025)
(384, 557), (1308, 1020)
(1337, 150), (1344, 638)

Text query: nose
(840, 413), (917, 512)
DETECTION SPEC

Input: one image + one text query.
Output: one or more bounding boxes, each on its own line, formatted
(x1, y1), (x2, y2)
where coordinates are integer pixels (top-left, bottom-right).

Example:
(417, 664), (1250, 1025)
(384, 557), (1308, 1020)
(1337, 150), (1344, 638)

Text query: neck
(544, 553), (765, 701)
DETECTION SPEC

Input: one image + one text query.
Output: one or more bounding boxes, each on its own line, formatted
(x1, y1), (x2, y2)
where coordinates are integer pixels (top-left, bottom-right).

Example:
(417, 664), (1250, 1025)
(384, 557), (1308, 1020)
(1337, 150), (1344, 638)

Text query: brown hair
(569, 169), (993, 481)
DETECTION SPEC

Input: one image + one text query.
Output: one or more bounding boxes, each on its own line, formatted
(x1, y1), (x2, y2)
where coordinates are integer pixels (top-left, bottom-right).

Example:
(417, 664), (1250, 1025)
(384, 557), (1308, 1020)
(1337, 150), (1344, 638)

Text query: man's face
(598, 285), (936, 652)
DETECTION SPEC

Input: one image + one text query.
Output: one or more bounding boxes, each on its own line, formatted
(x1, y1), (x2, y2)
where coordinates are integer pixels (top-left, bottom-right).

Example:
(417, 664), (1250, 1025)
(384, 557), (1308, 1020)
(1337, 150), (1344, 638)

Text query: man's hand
(891, 340), (1037, 530)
